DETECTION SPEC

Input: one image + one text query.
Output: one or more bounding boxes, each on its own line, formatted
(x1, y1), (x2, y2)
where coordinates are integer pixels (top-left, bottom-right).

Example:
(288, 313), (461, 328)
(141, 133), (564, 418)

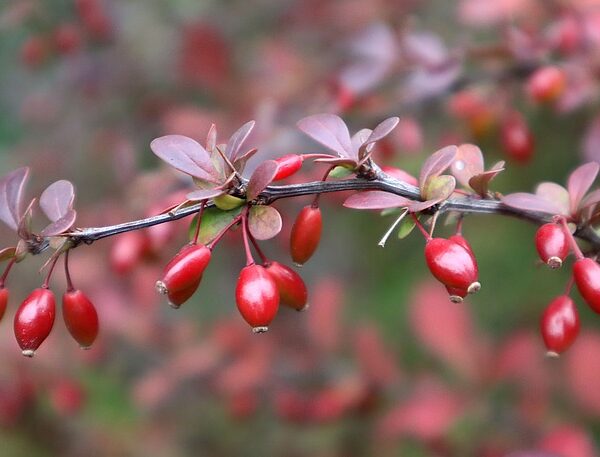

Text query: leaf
(248, 206), (282, 240)
(40, 180), (75, 222)
(246, 160), (278, 200)
(362, 117), (399, 150)
(297, 114), (354, 158)
(314, 158), (357, 168)
(186, 188), (224, 201)
(451, 144), (484, 188)
(397, 214), (417, 239)
(191, 206), (242, 245)
(151, 135), (219, 183)
(419, 145), (458, 194)
(329, 166), (354, 179)
(422, 175), (456, 201)
(343, 191), (411, 210)
(382, 167), (419, 187)
(351, 128), (373, 157)
(501, 193), (564, 215)
(0, 247), (16, 262)
(581, 189), (600, 209)
(232, 147), (258, 173)
(0, 167), (29, 231)
(225, 120), (255, 161)
(40, 209), (77, 237)
(408, 198), (444, 213)
(17, 198), (35, 241)
(468, 166), (505, 196)
(535, 182), (570, 215)
(206, 123), (217, 152)
(568, 162), (599, 213)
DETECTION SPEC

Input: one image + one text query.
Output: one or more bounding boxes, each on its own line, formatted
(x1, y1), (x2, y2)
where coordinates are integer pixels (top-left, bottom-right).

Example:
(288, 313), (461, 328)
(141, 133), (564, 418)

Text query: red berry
(14, 288), (56, 357)
(574, 258), (600, 313)
(535, 223), (569, 268)
(445, 285), (468, 303)
(540, 295), (580, 356)
(448, 234), (475, 260)
(273, 154), (303, 181)
(500, 113), (535, 163)
(527, 66), (566, 103)
(425, 238), (480, 293)
(264, 261), (308, 311)
(0, 288), (8, 322)
(155, 244), (211, 307)
(290, 205), (322, 266)
(235, 264), (279, 332)
(62, 289), (99, 349)
(165, 277), (202, 308)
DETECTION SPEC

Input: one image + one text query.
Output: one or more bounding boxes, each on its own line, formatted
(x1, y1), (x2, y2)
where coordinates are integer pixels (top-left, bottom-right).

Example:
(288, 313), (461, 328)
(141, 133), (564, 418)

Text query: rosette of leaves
(296, 113), (399, 170)
(449, 144), (504, 198)
(502, 162), (600, 225)
(151, 121), (286, 242)
(0, 168), (77, 262)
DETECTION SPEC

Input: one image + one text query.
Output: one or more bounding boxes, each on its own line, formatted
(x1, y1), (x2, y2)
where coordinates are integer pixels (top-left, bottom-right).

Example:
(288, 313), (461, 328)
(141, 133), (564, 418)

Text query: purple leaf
(451, 144), (484, 188)
(40, 180), (75, 222)
(408, 197), (444, 213)
(581, 189), (600, 209)
(0, 167), (29, 231)
(17, 198), (35, 241)
(343, 191), (412, 210)
(186, 188), (224, 201)
(151, 135), (219, 183)
(226, 120), (255, 161)
(246, 160), (278, 200)
(351, 129), (372, 155)
(422, 175), (456, 201)
(567, 162), (599, 213)
(468, 168), (504, 196)
(535, 182), (570, 216)
(41, 209), (77, 237)
(419, 145), (458, 193)
(502, 193), (564, 215)
(232, 147), (258, 173)
(248, 206), (282, 240)
(297, 114), (354, 158)
(206, 123), (217, 152)
(363, 117), (399, 149)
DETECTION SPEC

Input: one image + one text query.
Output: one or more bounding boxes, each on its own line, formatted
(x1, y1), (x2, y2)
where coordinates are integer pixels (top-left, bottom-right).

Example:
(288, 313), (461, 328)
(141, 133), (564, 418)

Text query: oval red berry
(235, 264), (279, 331)
(14, 288), (56, 357)
(62, 289), (99, 349)
(540, 295), (579, 355)
(290, 205), (322, 266)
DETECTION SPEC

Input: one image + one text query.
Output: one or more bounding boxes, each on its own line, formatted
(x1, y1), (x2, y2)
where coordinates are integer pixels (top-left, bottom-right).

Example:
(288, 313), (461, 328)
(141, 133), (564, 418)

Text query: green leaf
(189, 206), (242, 244)
(329, 165), (354, 179)
(397, 214), (417, 239)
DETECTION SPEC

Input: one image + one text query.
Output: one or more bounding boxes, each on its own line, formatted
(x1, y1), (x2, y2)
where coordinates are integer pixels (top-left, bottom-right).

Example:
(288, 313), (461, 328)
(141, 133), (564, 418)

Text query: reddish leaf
(469, 168), (504, 196)
(186, 188), (224, 201)
(17, 198), (35, 241)
(535, 182), (570, 215)
(351, 128), (372, 156)
(502, 193), (564, 215)
(568, 162), (599, 213)
(343, 191), (411, 210)
(40, 180), (75, 222)
(362, 117), (399, 150)
(581, 189), (600, 210)
(297, 114), (353, 158)
(225, 120), (255, 161)
(246, 160), (278, 200)
(422, 175), (455, 201)
(40, 209), (77, 237)
(0, 167), (29, 231)
(247, 205), (282, 240)
(451, 144), (484, 187)
(150, 135), (218, 183)
(408, 198), (444, 213)
(206, 123), (217, 152)
(232, 147), (258, 173)
(419, 145), (458, 191)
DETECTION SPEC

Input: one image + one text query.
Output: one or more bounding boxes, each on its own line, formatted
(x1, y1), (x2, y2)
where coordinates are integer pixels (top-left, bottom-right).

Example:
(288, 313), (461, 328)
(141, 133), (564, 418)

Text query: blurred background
(0, 0), (600, 456)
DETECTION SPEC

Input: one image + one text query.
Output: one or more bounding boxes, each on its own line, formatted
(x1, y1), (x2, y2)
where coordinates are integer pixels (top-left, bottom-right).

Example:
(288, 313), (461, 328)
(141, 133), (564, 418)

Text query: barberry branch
(23, 168), (596, 254)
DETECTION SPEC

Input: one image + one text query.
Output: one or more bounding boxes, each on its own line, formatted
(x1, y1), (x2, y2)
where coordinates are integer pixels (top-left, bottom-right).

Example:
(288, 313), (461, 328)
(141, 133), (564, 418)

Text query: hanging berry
(0, 287), (7, 322)
(273, 154), (304, 181)
(62, 289), (99, 349)
(264, 261), (308, 311)
(535, 223), (570, 268)
(573, 258), (600, 313)
(540, 295), (580, 356)
(290, 205), (322, 266)
(14, 288), (56, 357)
(445, 285), (468, 303)
(235, 264), (279, 332)
(156, 243), (212, 308)
(500, 113), (535, 163)
(425, 238), (480, 293)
